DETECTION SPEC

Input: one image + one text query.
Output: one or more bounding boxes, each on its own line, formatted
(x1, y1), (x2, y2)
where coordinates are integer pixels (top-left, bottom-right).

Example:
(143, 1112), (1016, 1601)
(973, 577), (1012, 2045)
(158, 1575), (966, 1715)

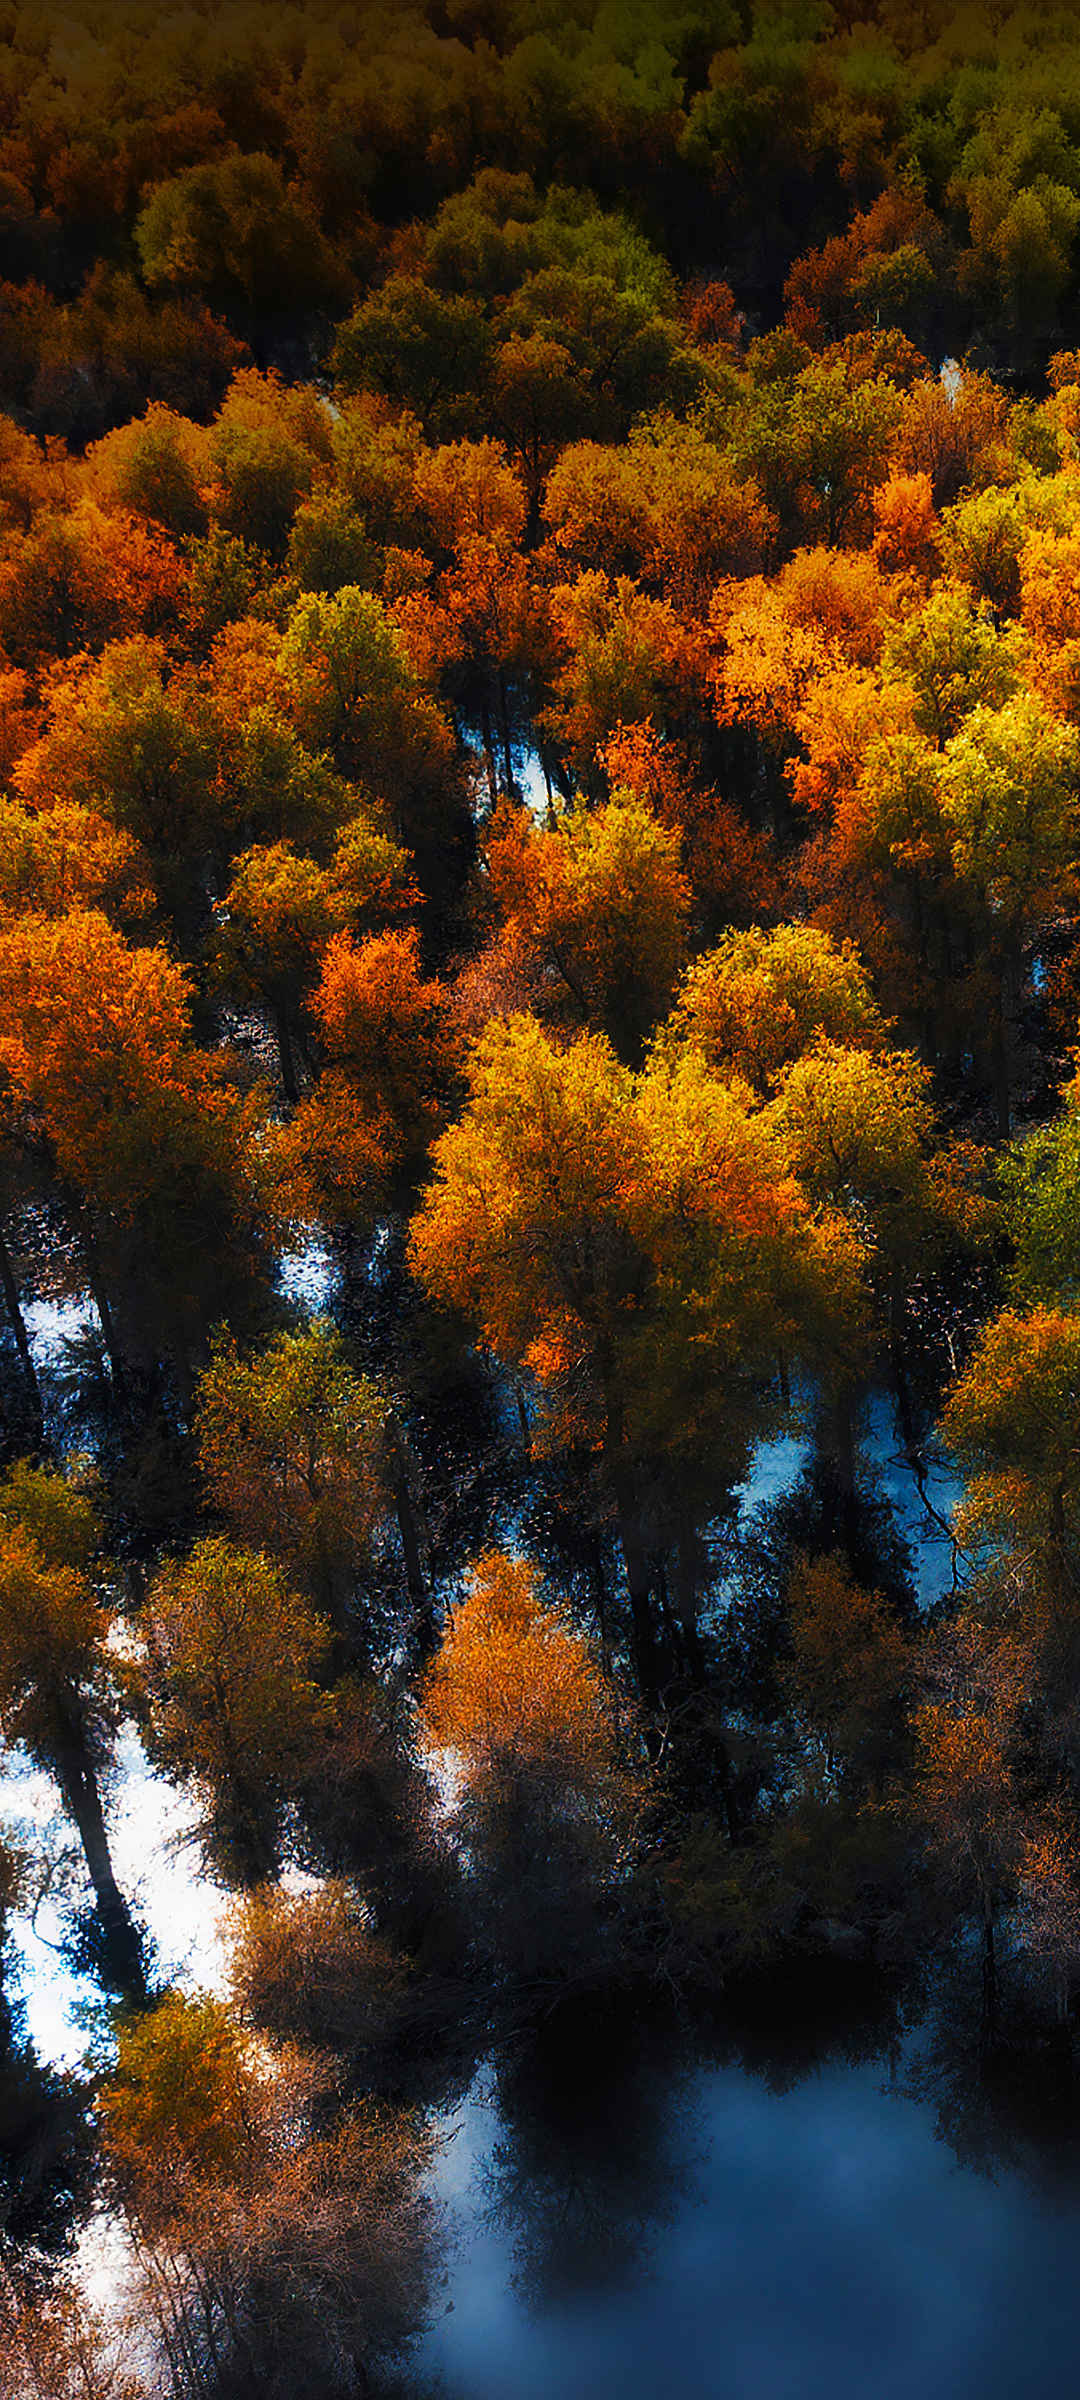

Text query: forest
(6, 1), (1080, 2393)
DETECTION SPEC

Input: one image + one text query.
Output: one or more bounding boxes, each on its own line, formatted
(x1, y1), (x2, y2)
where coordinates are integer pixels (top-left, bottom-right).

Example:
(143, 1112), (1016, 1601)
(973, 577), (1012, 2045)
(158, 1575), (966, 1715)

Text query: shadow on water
(415, 1962), (1080, 2400)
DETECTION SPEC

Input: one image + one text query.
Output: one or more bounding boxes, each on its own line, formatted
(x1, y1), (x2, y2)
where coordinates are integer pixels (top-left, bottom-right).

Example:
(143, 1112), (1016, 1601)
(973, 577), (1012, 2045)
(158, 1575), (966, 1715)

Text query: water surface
(420, 2046), (1080, 2400)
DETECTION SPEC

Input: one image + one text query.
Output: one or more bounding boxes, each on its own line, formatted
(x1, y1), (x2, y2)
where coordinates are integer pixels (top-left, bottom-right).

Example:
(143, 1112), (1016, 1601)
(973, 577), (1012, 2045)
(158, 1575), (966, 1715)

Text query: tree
(85, 402), (209, 539)
(883, 582), (1022, 746)
(871, 468), (939, 578)
(277, 585), (464, 897)
(1001, 1072), (1080, 1306)
(730, 357), (903, 550)
(98, 1991), (433, 2398)
(0, 799), (153, 927)
(228, 1879), (410, 2068)
(543, 425), (774, 615)
(0, 2277), (137, 2400)
(211, 822), (413, 1101)
(478, 793), (691, 1059)
(193, 1320), (389, 1641)
(285, 489), (376, 594)
(0, 500), (186, 672)
(913, 1618), (1025, 2033)
(597, 722), (779, 933)
(332, 276), (491, 439)
(0, 908), (261, 1386)
(307, 926), (457, 1163)
(541, 571), (706, 788)
(771, 1035), (985, 1470)
(136, 152), (346, 324)
(940, 1304), (1080, 1564)
(659, 925), (883, 1097)
(1016, 1819), (1080, 2021)
(413, 436), (527, 556)
(410, 1015), (859, 1707)
(938, 693), (1080, 1130)
(897, 371), (1012, 507)
(431, 532), (549, 802)
(783, 1550), (910, 1793)
(12, 638), (218, 895)
(420, 1549), (627, 1979)
(141, 1538), (330, 1878)
(0, 1461), (141, 1978)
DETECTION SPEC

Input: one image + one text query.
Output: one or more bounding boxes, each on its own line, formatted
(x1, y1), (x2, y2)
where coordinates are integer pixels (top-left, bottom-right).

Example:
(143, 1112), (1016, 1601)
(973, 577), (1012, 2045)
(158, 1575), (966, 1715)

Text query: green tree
(193, 1321), (390, 1642)
(142, 1538), (330, 1878)
(939, 693), (1080, 1130)
(136, 152), (346, 323)
(0, 1462), (141, 1976)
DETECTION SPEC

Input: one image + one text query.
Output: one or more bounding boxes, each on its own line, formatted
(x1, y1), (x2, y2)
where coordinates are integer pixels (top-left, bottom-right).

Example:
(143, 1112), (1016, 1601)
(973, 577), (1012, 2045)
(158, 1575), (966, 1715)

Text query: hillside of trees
(6, 2), (1080, 2392)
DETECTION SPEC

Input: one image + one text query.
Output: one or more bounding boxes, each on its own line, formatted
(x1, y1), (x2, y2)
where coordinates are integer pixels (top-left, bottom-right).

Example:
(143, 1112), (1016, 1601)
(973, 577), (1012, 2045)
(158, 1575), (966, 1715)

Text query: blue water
(420, 2053), (1080, 2400)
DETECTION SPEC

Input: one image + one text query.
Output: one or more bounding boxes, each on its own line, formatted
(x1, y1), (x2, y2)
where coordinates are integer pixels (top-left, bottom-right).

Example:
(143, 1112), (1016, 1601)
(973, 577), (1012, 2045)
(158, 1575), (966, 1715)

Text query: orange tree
(0, 908), (264, 1389)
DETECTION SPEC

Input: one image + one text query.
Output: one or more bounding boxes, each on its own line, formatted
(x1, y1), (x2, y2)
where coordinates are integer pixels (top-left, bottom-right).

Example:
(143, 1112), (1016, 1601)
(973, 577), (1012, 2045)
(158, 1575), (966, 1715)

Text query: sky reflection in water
(421, 2054), (1080, 2400)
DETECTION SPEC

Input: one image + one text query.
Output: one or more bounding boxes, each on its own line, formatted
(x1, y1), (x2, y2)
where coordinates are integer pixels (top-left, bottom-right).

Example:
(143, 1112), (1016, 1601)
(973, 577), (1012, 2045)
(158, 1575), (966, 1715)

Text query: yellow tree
(783, 1550), (910, 1792)
(410, 1015), (858, 1706)
(477, 793), (691, 1059)
(659, 924), (883, 1097)
(274, 929), (456, 1230)
(141, 1537), (331, 1878)
(98, 1989), (433, 2391)
(0, 799), (153, 927)
(211, 819), (414, 1101)
(770, 1036), (986, 1469)
(937, 693), (1080, 1132)
(0, 908), (262, 1387)
(940, 1304), (1080, 1565)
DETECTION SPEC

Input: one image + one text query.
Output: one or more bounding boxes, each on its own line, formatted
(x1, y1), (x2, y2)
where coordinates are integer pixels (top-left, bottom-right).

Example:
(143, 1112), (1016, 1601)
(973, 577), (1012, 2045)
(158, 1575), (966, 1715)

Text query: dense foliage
(6, 2), (1080, 2392)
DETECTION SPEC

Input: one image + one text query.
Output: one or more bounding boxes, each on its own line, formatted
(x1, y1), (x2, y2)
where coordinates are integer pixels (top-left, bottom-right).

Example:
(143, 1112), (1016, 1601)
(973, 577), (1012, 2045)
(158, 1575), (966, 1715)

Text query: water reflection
(479, 1999), (702, 2305)
(1, 1725), (228, 2067)
(419, 2014), (1080, 2400)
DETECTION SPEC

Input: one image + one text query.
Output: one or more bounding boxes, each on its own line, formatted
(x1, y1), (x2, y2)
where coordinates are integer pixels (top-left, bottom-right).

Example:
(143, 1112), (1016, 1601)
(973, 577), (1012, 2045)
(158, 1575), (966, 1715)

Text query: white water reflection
(515, 742), (552, 818)
(736, 1390), (963, 1610)
(459, 719), (554, 820)
(23, 1293), (100, 1366)
(277, 1234), (340, 1313)
(0, 1727), (229, 2067)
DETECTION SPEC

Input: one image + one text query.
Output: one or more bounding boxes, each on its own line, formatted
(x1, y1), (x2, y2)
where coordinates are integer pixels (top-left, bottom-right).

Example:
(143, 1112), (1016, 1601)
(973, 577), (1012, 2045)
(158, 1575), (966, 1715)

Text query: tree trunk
(672, 1521), (707, 1688)
(64, 1192), (129, 1404)
(602, 1384), (664, 1724)
(273, 1000), (298, 1106)
(817, 1381), (859, 1552)
(51, 1727), (146, 1998)
(222, 1780), (279, 1889)
(0, 1213), (43, 1440)
(992, 950), (1014, 1142)
(479, 695), (499, 807)
(390, 1435), (435, 1658)
(889, 1281), (919, 1466)
(497, 668), (515, 795)
(613, 1475), (663, 1722)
